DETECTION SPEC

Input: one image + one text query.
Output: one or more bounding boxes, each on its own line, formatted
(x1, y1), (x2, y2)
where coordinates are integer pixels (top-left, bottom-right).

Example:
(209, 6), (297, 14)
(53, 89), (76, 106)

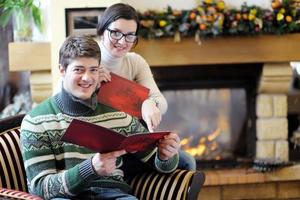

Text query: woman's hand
(92, 150), (126, 176)
(141, 99), (162, 132)
(99, 66), (111, 83)
(157, 132), (180, 161)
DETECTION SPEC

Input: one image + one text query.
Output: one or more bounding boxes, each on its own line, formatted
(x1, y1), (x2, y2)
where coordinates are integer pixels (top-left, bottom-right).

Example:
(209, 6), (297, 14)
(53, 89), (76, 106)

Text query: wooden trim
(9, 42), (51, 71)
(203, 164), (300, 186)
(133, 34), (300, 67)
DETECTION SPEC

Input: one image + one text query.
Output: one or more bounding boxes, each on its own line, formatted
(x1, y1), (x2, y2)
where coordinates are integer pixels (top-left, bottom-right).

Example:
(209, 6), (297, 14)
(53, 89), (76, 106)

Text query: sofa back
(0, 114), (205, 200)
(0, 114), (27, 192)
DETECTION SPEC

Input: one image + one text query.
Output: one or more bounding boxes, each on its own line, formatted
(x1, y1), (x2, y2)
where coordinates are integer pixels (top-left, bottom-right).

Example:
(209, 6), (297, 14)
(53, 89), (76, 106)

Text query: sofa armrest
(127, 169), (205, 200)
(0, 188), (43, 200)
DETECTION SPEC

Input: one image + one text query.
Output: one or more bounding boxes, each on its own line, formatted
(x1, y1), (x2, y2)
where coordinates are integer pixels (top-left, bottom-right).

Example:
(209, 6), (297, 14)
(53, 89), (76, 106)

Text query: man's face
(60, 57), (100, 100)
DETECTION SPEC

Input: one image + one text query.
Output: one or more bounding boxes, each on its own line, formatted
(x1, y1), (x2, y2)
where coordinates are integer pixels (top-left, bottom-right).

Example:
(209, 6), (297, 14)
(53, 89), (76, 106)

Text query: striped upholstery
(128, 169), (205, 200)
(0, 188), (42, 200)
(0, 127), (27, 192)
(0, 114), (205, 200)
(0, 114), (43, 200)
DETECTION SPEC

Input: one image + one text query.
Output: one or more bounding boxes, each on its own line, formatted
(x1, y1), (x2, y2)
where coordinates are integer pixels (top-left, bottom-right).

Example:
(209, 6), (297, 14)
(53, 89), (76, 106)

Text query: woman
(97, 4), (165, 132)
(97, 3), (196, 170)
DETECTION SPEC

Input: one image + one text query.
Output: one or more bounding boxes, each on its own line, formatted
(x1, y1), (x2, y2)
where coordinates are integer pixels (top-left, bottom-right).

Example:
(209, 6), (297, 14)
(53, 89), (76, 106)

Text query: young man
(20, 35), (180, 200)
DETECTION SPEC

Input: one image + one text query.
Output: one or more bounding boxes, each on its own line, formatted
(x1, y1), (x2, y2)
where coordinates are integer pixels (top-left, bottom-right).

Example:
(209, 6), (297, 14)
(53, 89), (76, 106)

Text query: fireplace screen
(158, 88), (247, 161)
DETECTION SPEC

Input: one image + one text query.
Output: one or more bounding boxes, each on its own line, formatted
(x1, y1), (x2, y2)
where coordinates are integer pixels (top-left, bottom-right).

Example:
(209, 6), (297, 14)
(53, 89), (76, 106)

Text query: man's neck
(54, 86), (97, 116)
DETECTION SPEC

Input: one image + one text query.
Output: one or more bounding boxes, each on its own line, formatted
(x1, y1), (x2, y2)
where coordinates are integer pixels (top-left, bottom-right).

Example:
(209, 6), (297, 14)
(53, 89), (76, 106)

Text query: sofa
(0, 114), (205, 200)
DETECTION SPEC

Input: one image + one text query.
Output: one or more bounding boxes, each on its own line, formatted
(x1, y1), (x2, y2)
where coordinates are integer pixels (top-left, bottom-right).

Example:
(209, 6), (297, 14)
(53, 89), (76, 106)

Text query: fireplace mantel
(133, 33), (300, 67)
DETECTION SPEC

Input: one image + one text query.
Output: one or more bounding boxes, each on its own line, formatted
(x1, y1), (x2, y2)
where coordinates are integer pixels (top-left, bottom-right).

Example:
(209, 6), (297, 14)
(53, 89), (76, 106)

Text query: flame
(186, 144), (206, 157)
(180, 138), (190, 146)
(210, 141), (217, 151)
(179, 89), (232, 160)
(215, 155), (221, 160)
(182, 128), (222, 158)
(199, 137), (206, 144)
(207, 128), (221, 141)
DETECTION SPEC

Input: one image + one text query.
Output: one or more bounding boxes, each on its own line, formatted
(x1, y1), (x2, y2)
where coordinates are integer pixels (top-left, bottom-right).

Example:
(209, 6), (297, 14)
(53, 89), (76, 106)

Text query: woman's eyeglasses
(106, 28), (137, 43)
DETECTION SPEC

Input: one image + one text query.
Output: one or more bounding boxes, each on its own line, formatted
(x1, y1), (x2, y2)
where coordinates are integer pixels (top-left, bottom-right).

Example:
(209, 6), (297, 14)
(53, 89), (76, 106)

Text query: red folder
(97, 73), (150, 118)
(62, 119), (170, 153)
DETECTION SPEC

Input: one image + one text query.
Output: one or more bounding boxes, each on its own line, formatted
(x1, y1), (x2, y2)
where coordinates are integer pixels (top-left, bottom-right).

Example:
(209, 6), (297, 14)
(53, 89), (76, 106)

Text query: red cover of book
(97, 73), (150, 118)
(62, 119), (170, 153)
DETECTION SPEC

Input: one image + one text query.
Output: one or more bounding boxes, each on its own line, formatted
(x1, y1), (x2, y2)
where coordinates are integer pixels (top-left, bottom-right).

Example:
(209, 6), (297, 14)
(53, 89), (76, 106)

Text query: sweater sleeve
(20, 116), (98, 200)
(129, 117), (178, 173)
(128, 53), (168, 114)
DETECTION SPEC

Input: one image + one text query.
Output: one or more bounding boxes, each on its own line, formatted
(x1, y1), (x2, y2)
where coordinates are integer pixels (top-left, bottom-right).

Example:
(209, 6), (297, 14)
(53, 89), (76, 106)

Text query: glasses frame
(106, 28), (137, 43)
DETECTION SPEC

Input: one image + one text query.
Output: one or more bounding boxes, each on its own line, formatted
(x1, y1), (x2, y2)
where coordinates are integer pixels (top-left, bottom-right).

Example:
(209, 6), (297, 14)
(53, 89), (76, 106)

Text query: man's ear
(59, 64), (66, 76)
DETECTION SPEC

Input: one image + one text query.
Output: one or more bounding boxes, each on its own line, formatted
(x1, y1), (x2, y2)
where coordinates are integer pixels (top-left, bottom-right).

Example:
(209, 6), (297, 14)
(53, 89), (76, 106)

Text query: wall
(122, 0), (271, 11)
(36, 0), (272, 94)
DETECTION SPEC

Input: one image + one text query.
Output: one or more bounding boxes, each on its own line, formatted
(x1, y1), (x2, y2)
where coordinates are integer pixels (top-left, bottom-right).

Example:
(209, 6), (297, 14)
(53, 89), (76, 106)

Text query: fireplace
(132, 35), (300, 170)
(154, 64), (262, 168)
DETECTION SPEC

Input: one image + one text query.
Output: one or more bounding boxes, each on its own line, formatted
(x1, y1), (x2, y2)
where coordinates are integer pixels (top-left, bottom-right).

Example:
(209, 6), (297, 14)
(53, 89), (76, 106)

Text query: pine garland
(138, 0), (300, 41)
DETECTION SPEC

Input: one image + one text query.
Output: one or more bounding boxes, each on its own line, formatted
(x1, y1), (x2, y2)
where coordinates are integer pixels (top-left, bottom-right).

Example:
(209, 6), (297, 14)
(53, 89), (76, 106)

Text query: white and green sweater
(20, 89), (178, 199)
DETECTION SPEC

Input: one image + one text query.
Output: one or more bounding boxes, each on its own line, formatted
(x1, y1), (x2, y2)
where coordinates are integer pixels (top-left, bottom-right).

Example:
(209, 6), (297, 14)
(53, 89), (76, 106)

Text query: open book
(62, 119), (170, 153)
(97, 72), (150, 118)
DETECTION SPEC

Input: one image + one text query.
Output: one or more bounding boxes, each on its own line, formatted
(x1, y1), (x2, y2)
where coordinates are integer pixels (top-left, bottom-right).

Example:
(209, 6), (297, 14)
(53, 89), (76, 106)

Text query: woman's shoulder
(125, 52), (146, 61)
(124, 52), (148, 67)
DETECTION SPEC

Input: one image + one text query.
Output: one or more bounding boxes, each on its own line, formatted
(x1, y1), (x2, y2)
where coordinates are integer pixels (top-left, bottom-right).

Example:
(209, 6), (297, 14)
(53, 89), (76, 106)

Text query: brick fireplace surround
(134, 34), (300, 200)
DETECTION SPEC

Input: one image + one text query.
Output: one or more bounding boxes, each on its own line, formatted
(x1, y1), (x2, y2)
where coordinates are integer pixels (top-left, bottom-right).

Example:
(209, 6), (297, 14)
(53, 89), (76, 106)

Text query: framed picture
(65, 7), (106, 37)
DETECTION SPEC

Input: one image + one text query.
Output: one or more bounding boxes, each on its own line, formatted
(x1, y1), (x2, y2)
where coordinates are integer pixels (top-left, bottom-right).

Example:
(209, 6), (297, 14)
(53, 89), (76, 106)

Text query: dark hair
(97, 3), (139, 45)
(59, 35), (101, 69)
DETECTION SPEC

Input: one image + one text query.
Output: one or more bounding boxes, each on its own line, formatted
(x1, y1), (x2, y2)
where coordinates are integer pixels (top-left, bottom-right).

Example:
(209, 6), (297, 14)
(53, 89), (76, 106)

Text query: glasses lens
(107, 28), (137, 43)
(109, 30), (123, 40)
(125, 35), (137, 43)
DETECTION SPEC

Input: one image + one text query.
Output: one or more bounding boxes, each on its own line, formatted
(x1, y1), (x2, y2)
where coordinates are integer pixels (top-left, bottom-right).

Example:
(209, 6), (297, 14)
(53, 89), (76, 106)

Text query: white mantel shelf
(133, 33), (300, 67)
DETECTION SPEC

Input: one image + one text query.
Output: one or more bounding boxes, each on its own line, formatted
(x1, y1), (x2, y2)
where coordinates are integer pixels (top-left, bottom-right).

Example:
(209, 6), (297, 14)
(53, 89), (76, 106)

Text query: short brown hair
(59, 35), (101, 69)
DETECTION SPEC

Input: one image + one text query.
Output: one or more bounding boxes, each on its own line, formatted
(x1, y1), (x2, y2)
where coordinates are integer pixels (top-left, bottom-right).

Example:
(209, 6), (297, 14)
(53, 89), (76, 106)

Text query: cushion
(0, 188), (42, 200)
(128, 169), (200, 200)
(0, 127), (27, 192)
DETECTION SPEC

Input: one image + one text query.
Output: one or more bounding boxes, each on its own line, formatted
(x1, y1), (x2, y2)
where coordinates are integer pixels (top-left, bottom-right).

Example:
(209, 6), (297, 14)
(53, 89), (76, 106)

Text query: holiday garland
(138, 0), (300, 42)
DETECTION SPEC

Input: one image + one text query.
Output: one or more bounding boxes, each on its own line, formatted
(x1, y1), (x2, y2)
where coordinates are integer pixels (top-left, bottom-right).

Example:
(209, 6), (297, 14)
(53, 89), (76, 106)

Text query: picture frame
(65, 7), (106, 37)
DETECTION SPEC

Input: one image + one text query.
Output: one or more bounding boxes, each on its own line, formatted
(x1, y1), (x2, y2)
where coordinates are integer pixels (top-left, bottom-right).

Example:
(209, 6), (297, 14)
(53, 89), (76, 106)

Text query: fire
(188, 145), (206, 157)
(179, 89), (231, 160)
(207, 128), (221, 141)
(181, 128), (222, 158)
(180, 138), (189, 146)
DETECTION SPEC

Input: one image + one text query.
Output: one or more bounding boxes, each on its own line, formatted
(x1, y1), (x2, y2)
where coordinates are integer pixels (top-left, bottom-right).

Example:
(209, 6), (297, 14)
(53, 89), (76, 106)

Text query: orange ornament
(286, 15), (292, 22)
(189, 12), (197, 20)
(236, 13), (241, 21)
(207, 15), (213, 22)
(242, 13), (248, 20)
(271, 0), (281, 9)
(199, 23), (206, 30)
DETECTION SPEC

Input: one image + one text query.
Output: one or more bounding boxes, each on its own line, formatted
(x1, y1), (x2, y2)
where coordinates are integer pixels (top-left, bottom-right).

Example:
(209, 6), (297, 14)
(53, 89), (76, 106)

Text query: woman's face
(102, 18), (137, 58)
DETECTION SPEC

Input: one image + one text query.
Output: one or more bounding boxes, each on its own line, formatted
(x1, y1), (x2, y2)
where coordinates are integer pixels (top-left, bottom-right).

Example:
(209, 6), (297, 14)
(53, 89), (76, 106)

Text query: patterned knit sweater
(20, 89), (178, 199)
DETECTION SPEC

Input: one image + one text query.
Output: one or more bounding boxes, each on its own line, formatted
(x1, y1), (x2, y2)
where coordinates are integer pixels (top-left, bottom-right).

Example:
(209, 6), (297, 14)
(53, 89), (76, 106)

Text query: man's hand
(142, 99), (162, 132)
(157, 132), (180, 161)
(92, 150), (126, 176)
(99, 66), (111, 82)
